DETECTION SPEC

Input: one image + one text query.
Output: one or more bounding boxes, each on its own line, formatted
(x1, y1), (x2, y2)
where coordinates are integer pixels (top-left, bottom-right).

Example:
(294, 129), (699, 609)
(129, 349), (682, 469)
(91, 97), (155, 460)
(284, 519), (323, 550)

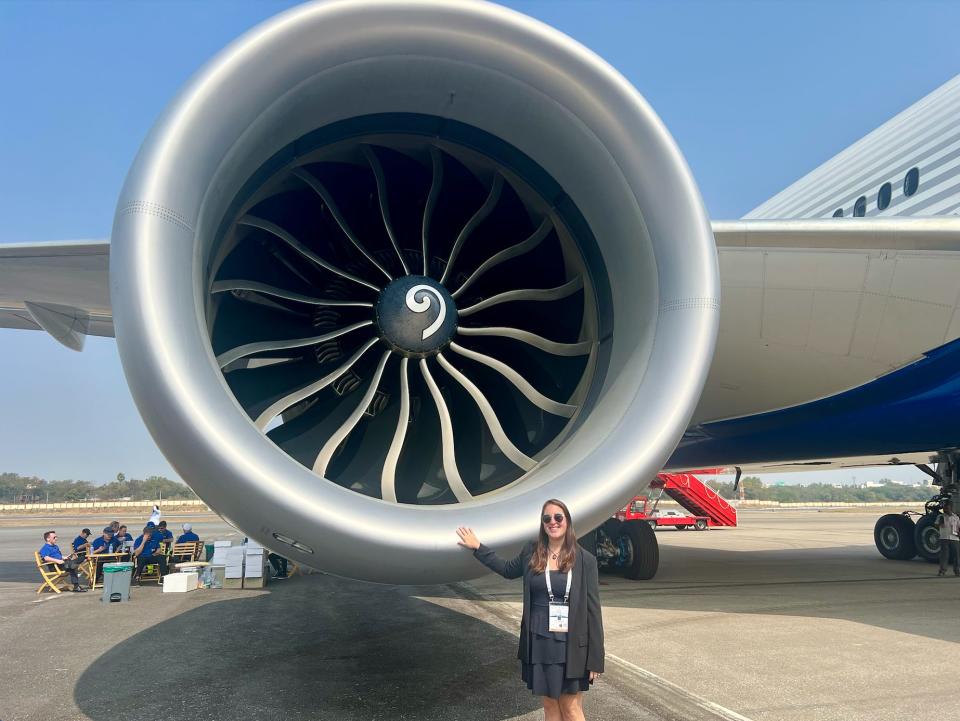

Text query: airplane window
(853, 196), (866, 217)
(832, 208), (844, 217)
(877, 182), (892, 210)
(904, 167), (920, 196)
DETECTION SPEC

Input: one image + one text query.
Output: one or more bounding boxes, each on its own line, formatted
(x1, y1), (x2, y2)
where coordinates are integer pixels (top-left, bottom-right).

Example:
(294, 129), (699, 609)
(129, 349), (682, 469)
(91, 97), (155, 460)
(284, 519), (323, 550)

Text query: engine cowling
(110, 0), (718, 583)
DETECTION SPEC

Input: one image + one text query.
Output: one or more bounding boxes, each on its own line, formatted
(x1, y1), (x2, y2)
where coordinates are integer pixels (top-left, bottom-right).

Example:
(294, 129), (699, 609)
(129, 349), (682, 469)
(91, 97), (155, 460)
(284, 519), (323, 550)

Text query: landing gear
(874, 449), (959, 563)
(594, 518), (660, 580)
(914, 514), (941, 563)
(873, 513), (916, 560)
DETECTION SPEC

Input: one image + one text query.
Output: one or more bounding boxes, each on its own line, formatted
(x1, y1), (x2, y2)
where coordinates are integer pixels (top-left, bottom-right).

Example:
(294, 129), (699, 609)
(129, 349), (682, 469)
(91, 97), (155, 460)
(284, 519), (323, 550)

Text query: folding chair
(168, 542), (200, 566)
(35, 552), (72, 594)
(137, 560), (163, 585)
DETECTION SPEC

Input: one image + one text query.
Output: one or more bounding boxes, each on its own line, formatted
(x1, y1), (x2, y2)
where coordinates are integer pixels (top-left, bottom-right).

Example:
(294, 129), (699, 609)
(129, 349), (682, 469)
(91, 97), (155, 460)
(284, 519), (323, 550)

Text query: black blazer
(474, 541), (605, 676)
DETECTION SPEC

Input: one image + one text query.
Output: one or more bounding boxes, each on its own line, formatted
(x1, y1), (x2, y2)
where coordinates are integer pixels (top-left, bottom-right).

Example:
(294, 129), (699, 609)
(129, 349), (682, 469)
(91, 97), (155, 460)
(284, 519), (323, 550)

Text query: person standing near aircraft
(936, 501), (960, 576)
(457, 499), (604, 721)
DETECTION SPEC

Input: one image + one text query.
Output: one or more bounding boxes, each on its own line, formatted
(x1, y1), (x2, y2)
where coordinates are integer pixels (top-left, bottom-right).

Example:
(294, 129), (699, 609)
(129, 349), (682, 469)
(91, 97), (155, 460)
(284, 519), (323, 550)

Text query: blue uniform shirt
(158, 529), (174, 542)
(39, 542), (63, 561)
(116, 532), (132, 544)
(72, 535), (88, 552)
(134, 534), (161, 556)
(177, 532), (199, 543)
(91, 536), (118, 554)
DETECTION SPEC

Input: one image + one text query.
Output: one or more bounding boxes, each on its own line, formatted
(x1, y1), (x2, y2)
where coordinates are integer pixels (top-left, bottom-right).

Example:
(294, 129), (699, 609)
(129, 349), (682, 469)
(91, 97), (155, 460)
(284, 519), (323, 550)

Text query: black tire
(617, 520), (659, 580)
(695, 519), (708, 531)
(914, 514), (941, 563)
(873, 514), (917, 560)
(676, 524), (687, 531)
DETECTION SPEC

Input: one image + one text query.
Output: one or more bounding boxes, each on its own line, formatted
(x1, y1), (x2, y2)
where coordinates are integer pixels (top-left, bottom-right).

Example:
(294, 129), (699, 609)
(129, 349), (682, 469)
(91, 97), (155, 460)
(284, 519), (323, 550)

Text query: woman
(457, 499), (604, 721)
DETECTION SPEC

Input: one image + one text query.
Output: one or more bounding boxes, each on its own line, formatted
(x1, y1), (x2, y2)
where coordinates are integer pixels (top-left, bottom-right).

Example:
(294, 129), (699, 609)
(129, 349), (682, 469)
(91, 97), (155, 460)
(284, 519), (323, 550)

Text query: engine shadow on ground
(472, 543), (960, 643)
(73, 576), (540, 721)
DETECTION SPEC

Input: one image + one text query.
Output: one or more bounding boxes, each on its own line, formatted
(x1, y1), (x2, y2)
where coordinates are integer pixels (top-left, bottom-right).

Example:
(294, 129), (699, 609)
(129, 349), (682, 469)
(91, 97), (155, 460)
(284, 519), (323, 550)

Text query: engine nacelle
(110, 0), (718, 583)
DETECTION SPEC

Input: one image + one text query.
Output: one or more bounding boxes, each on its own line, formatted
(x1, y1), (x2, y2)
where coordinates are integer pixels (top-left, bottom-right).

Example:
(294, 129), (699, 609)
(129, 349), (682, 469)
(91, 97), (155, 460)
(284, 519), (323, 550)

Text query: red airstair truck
(592, 470), (737, 580)
(616, 471), (739, 530)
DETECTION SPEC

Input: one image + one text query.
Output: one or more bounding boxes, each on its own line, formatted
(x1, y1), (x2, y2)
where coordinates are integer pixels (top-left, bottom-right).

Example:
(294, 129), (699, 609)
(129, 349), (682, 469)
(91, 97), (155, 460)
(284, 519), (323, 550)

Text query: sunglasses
(542, 513), (565, 524)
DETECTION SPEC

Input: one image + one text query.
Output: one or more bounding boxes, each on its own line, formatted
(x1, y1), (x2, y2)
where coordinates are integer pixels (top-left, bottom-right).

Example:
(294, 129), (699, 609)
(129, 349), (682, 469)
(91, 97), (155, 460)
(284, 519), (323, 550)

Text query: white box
(162, 572), (199, 593)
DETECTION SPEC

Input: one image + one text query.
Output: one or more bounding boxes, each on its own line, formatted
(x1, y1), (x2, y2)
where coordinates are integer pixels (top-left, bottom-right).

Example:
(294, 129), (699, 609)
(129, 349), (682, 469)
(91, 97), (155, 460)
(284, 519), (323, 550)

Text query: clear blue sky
(1, 0), (957, 485)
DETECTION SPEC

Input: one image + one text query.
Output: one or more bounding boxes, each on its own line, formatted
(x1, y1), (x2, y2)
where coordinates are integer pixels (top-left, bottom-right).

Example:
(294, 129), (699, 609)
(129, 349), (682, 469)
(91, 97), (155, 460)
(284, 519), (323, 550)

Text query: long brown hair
(529, 498), (577, 573)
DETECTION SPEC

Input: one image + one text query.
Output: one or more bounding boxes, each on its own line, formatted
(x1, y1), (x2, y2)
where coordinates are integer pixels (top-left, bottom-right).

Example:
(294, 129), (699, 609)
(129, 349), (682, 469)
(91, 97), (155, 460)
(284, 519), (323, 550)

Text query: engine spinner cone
(375, 276), (456, 358)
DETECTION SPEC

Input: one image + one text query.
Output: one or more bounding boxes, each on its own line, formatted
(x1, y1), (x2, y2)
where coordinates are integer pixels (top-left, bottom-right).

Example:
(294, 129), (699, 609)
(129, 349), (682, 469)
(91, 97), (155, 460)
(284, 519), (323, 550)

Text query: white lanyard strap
(544, 567), (573, 603)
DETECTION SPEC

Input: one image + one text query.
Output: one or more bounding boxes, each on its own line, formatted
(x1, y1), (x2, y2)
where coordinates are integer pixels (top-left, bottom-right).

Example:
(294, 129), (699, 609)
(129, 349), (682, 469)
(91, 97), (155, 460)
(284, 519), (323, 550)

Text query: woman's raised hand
(456, 526), (481, 550)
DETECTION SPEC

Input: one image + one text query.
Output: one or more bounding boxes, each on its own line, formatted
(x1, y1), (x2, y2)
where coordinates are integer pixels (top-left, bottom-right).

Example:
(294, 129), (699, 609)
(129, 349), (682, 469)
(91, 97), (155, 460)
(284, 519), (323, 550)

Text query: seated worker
(89, 527), (120, 583)
(268, 552), (289, 579)
(39, 531), (86, 592)
(115, 524), (133, 544)
(90, 527), (119, 555)
(132, 526), (168, 580)
(156, 520), (174, 547)
(176, 523), (199, 544)
(109, 520), (120, 535)
(72, 528), (92, 557)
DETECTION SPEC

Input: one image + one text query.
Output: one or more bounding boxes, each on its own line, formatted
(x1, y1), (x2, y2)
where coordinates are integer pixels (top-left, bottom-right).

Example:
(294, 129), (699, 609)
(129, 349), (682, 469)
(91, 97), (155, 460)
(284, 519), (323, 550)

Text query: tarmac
(1, 507), (956, 721)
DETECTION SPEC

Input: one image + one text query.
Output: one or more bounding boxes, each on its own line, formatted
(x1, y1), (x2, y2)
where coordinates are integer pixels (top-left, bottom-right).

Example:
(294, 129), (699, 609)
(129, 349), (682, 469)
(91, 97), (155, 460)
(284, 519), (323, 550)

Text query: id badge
(548, 602), (569, 633)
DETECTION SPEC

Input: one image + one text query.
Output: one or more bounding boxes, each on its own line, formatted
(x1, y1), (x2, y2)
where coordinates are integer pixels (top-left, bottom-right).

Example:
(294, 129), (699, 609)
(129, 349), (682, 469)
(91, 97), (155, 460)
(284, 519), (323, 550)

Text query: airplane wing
(3, 217), (960, 354)
(0, 240), (112, 350)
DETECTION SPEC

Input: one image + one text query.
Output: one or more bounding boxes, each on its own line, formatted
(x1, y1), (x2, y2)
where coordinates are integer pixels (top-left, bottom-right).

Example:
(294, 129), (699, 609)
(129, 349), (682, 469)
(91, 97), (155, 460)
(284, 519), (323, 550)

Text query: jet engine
(110, 0), (719, 583)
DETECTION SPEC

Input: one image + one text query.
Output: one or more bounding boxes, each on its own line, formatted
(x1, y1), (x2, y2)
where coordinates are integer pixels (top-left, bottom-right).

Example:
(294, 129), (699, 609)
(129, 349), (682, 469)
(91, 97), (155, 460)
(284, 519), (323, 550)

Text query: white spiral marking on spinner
(406, 285), (446, 340)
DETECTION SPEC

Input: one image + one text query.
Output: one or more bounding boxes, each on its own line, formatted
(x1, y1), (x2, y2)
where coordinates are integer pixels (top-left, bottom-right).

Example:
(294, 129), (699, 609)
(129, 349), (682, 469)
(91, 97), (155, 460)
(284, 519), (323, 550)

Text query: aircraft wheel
(695, 519), (708, 531)
(873, 514), (916, 560)
(914, 514), (941, 563)
(618, 520), (659, 580)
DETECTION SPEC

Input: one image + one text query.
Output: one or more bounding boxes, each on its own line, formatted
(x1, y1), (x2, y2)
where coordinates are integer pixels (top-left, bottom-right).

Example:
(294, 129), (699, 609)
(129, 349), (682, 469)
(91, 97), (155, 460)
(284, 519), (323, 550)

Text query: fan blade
(451, 217), (553, 299)
(239, 215), (381, 293)
(448, 342), (576, 417)
(439, 174), (504, 286)
(253, 338), (381, 430)
(420, 358), (472, 502)
(457, 326), (593, 357)
(457, 276), (583, 317)
(436, 354), (535, 471)
(313, 351), (392, 476)
(381, 357), (410, 503)
(292, 168), (393, 282)
(211, 280), (373, 307)
(421, 147), (443, 276)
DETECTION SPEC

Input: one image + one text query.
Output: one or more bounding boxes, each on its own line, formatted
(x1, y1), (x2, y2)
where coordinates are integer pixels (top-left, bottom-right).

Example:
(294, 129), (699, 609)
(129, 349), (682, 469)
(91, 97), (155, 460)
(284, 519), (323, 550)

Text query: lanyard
(544, 567), (573, 604)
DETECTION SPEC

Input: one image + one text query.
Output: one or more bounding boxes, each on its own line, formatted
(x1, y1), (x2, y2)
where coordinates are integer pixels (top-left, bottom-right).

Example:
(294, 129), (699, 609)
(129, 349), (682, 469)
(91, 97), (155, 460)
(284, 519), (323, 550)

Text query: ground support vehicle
(616, 497), (711, 530)
(590, 471), (737, 579)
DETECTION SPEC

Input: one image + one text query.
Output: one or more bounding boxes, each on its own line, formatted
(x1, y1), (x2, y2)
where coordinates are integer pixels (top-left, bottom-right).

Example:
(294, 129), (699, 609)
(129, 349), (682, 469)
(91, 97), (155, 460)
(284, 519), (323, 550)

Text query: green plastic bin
(101, 562), (134, 603)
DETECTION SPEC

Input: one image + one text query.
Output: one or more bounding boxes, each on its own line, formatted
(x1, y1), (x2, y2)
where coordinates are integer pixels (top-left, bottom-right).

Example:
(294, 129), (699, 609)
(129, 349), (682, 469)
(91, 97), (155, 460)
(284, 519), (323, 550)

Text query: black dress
(521, 570), (590, 699)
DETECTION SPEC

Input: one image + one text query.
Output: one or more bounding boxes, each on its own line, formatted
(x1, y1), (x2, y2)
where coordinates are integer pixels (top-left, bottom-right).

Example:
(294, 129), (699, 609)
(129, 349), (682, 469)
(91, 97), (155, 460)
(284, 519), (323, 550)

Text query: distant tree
(116, 472), (126, 484)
